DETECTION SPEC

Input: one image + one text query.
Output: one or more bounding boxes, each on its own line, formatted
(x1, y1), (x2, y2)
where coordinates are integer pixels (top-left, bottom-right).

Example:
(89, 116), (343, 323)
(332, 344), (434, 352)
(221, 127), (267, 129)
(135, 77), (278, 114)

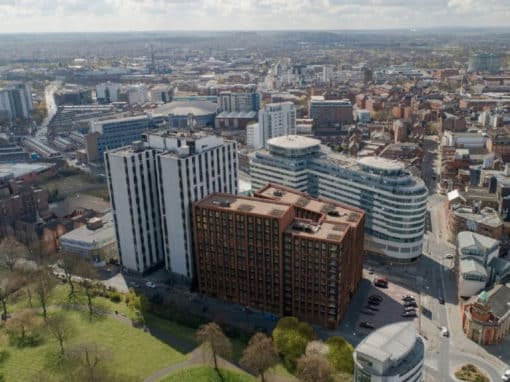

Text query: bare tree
(33, 268), (56, 321)
(296, 354), (333, 382)
(0, 273), (24, 321)
(76, 260), (98, 321)
(5, 309), (42, 345)
(65, 342), (111, 382)
(0, 236), (27, 271)
(240, 333), (279, 382)
(46, 314), (75, 358)
(58, 253), (80, 300)
(196, 322), (232, 373)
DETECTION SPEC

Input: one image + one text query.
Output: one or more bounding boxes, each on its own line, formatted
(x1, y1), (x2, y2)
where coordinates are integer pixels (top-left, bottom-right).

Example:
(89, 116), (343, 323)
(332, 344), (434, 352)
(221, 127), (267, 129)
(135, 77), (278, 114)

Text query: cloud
(0, 0), (509, 32)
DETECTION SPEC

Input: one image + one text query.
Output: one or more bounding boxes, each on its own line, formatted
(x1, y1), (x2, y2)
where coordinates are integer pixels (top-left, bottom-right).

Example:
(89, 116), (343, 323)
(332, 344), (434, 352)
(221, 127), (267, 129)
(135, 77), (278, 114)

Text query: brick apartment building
(193, 184), (365, 328)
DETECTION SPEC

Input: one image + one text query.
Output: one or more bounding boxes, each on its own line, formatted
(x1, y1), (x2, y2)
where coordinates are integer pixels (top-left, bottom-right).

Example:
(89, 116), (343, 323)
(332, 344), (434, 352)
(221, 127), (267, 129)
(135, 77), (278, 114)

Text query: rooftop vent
(212, 200), (232, 208)
(347, 213), (360, 222)
(292, 221), (320, 233)
(273, 190), (284, 197)
(131, 140), (144, 152)
(332, 225), (345, 231)
(237, 204), (254, 212)
(327, 210), (342, 217)
(271, 209), (283, 216)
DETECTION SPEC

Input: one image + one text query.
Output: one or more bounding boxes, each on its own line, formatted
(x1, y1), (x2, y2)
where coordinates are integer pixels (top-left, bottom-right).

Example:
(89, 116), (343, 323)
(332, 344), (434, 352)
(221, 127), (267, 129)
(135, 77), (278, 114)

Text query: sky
(0, 0), (510, 33)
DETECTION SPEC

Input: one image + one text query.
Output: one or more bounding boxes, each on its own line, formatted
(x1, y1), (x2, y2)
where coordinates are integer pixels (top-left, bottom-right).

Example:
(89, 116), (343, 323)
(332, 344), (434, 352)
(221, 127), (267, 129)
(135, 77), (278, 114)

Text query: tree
(240, 333), (279, 382)
(0, 273), (24, 321)
(58, 253), (81, 300)
(196, 322), (232, 373)
(272, 317), (315, 370)
(296, 354), (333, 382)
(65, 342), (112, 382)
(5, 309), (42, 347)
(326, 336), (354, 374)
(0, 236), (27, 271)
(34, 268), (56, 321)
(76, 261), (98, 321)
(46, 314), (75, 358)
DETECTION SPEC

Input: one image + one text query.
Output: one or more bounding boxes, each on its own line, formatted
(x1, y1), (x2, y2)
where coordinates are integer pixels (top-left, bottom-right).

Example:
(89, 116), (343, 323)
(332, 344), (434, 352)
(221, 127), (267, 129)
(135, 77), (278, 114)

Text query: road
(36, 80), (61, 140)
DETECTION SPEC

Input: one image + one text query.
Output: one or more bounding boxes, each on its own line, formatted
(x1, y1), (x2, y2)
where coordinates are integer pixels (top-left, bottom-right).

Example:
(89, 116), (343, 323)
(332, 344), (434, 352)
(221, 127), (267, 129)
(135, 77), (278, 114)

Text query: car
(368, 299), (380, 306)
(403, 306), (416, 312)
(439, 297), (445, 304)
(366, 305), (379, 311)
(444, 253), (454, 259)
(359, 321), (375, 329)
(145, 281), (156, 288)
(401, 295), (415, 301)
(401, 311), (417, 317)
(501, 369), (510, 381)
(369, 295), (383, 302)
(404, 301), (418, 308)
(368, 268), (374, 274)
(441, 327), (449, 337)
(374, 278), (388, 288)
(242, 306), (254, 314)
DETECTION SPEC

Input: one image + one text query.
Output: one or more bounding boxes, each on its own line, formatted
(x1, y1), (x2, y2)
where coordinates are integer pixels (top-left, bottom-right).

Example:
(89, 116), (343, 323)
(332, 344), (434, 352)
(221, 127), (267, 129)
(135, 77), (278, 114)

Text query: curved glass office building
(250, 136), (428, 261)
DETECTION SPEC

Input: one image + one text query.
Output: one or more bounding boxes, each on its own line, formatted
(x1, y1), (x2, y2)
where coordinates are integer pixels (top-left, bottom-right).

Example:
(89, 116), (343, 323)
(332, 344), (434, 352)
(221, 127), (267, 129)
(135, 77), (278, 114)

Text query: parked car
(368, 268), (374, 274)
(242, 306), (254, 314)
(145, 281), (156, 288)
(369, 295), (383, 302)
(404, 301), (418, 308)
(402, 295), (415, 301)
(374, 278), (388, 288)
(359, 321), (375, 329)
(403, 306), (416, 312)
(441, 327), (449, 337)
(368, 299), (380, 306)
(444, 253), (454, 259)
(439, 297), (445, 304)
(501, 368), (510, 381)
(401, 311), (417, 318)
(366, 305), (379, 311)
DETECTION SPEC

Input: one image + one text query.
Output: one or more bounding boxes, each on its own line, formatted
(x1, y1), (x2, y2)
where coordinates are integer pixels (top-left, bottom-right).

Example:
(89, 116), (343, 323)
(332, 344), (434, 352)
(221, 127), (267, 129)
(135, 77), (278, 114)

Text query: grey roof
(460, 259), (488, 277)
(486, 284), (510, 318)
(458, 231), (499, 252)
(154, 100), (217, 116)
(216, 111), (257, 119)
(355, 321), (417, 365)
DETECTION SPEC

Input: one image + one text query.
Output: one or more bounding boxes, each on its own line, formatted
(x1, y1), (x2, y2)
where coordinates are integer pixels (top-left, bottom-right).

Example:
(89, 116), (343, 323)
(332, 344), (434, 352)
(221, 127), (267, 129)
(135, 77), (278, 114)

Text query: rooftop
(355, 321), (422, 375)
(59, 213), (115, 247)
(267, 135), (321, 150)
(358, 156), (405, 172)
(154, 100), (217, 116)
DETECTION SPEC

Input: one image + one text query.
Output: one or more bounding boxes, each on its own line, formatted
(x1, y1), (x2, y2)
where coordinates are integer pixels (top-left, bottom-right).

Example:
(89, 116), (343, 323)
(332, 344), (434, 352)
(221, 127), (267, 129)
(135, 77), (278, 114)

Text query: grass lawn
(159, 366), (255, 382)
(0, 310), (186, 382)
(144, 313), (247, 362)
(7, 283), (137, 320)
(455, 364), (489, 382)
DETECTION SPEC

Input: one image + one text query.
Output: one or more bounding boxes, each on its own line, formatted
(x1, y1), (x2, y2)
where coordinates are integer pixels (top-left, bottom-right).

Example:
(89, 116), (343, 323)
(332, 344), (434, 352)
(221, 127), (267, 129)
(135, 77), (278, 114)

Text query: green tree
(272, 317), (315, 371)
(326, 336), (354, 374)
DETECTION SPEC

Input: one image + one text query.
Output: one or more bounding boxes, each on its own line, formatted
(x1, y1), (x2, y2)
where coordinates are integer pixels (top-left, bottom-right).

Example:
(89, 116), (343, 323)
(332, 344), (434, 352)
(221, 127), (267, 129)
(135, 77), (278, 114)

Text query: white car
(502, 369), (510, 381)
(441, 326), (449, 337)
(145, 281), (156, 289)
(444, 254), (454, 259)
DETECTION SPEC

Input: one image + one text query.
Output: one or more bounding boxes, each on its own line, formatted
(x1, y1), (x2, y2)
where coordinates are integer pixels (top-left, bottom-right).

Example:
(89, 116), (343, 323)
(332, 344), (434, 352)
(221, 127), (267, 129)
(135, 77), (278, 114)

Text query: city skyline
(1, 0), (510, 33)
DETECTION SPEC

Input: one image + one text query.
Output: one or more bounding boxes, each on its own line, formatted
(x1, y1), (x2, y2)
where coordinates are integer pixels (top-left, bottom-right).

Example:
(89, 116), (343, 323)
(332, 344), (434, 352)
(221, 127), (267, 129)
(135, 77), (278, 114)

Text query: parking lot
(354, 270), (419, 336)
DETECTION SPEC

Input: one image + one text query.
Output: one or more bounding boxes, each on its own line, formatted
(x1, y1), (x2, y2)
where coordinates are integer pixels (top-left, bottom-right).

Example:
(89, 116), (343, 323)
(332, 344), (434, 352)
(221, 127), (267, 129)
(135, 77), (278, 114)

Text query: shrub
(109, 292), (122, 303)
(0, 350), (9, 364)
(8, 333), (41, 348)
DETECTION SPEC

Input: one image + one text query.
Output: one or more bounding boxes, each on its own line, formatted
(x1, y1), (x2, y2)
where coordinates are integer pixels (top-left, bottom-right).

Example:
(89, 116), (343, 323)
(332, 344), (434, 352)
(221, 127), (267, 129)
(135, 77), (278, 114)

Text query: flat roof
(358, 156), (405, 172)
(59, 213), (115, 246)
(267, 135), (321, 150)
(196, 193), (293, 218)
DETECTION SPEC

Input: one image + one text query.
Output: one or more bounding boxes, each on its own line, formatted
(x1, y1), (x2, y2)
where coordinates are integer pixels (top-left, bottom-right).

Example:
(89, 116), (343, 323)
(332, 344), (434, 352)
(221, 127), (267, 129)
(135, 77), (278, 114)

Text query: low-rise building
(448, 206), (503, 241)
(461, 285), (510, 345)
(353, 321), (425, 382)
(59, 213), (116, 262)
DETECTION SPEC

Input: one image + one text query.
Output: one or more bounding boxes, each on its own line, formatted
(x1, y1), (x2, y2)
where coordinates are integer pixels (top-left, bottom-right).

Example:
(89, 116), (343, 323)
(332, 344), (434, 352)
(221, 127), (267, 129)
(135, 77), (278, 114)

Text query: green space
(0, 310), (186, 382)
(454, 364), (490, 382)
(159, 366), (255, 382)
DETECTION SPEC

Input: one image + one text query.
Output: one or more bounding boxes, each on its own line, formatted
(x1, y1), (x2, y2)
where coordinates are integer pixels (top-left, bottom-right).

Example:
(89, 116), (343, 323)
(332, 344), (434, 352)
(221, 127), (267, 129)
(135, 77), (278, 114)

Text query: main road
(36, 80), (61, 140)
